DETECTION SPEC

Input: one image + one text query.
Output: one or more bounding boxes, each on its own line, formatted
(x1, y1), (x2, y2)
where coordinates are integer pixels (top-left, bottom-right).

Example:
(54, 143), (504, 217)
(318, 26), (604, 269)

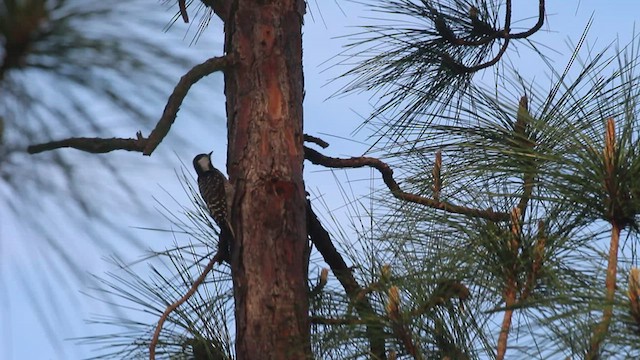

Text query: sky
(2, 1), (640, 359)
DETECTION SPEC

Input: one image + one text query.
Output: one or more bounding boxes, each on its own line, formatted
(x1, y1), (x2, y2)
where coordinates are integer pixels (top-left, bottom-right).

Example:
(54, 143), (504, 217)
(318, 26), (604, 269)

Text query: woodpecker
(193, 152), (233, 263)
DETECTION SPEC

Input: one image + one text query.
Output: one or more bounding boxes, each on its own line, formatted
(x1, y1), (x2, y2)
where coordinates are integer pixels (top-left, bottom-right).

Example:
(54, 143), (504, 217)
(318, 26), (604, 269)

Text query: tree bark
(223, 0), (309, 359)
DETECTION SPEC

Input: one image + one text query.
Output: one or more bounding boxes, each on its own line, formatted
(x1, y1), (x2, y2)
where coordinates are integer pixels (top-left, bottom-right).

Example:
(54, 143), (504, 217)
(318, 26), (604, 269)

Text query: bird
(193, 152), (233, 263)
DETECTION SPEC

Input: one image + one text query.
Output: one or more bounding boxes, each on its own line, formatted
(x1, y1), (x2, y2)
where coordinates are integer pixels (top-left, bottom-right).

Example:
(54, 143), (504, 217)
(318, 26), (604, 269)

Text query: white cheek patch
(198, 156), (212, 170)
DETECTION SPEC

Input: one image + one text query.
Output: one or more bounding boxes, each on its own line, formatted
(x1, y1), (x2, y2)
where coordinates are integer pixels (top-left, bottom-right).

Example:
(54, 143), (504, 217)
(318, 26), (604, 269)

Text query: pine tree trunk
(223, 0), (310, 358)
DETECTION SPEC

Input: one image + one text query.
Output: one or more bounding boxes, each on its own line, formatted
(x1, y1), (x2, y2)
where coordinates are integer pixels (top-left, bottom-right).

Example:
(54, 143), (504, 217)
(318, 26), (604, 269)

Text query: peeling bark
(223, 0), (310, 358)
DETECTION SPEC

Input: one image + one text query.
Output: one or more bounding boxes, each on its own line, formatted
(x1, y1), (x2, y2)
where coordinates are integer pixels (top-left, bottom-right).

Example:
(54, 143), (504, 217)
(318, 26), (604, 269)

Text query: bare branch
(439, 0), (544, 74)
(303, 134), (329, 148)
(28, 56), (229, 156)
(149, 252), (221, 360)
(28, 135), (146, 154)
(178, 0), (189, 23)
(143, 56), (229, 155)
(304, 147), (509, 222)
(509, 0), (545, 39)
(306, 199), (386, 359)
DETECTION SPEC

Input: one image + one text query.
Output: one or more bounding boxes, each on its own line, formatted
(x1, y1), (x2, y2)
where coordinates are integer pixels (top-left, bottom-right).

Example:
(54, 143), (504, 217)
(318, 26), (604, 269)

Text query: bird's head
(193, 152), (213, 175)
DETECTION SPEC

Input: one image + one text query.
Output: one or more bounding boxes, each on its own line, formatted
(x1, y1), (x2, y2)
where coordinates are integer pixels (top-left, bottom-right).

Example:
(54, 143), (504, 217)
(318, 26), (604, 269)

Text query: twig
(149, 252), (221, 360)
(432, 150), (442, 202)
(304, 147), (509, 222)
(28, 56), (229, 156)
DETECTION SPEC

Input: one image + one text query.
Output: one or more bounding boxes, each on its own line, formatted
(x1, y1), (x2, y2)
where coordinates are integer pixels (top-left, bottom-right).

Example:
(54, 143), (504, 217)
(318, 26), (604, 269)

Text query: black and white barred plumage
(193, 152), (233, 262)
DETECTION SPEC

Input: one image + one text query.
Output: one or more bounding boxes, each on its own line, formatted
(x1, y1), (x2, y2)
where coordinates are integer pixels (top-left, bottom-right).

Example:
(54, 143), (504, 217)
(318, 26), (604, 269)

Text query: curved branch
(439, 0), (544, 73)
(509, 0), (545, 39)
(28, 56), (229, 156)
(149, 252), (221, 360)
(143, 56), (229, 155)
(303, 134), (329, 148)
(463, 0), (544, 43)
(463, 37), (510, 73)
(304, 147), (509, 222)
(441, 35), (509, 74)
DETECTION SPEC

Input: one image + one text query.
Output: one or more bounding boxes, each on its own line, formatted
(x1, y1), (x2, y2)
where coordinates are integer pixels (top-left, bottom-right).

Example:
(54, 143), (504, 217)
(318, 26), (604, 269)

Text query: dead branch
(303, 134), (329, 148)
(28, 135), (146, 154)
(28, 56), (229, 156)
(144, 56), (228, 154)
(149, 252), (221, 360)
(304, 147), (509, 222)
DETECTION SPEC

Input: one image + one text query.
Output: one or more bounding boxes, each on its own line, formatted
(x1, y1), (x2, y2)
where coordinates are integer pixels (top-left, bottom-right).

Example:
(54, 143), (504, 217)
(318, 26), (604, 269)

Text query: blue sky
(2, 1), (640, 359)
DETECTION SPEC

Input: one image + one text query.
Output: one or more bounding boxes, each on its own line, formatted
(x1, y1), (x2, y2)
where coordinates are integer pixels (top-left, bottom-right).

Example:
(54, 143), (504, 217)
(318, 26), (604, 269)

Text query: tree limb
(178, 0), (189, 23)
(303, 134), (329, 149)
(438, 0), (544, 74)
(306, 199), (387, 359)
(202, 0), (232, 23)
(304, 147), (509, 222)
(149, 252), (221, 360)
(28, 135), (147, 154)
(28, 56), (229, 156)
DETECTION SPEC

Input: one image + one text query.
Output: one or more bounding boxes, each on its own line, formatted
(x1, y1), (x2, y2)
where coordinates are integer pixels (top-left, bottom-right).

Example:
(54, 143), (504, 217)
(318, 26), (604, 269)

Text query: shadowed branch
(303, 146), (509, 222)
(439, 0), (544, 73)
(306, 199), (387, 359)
